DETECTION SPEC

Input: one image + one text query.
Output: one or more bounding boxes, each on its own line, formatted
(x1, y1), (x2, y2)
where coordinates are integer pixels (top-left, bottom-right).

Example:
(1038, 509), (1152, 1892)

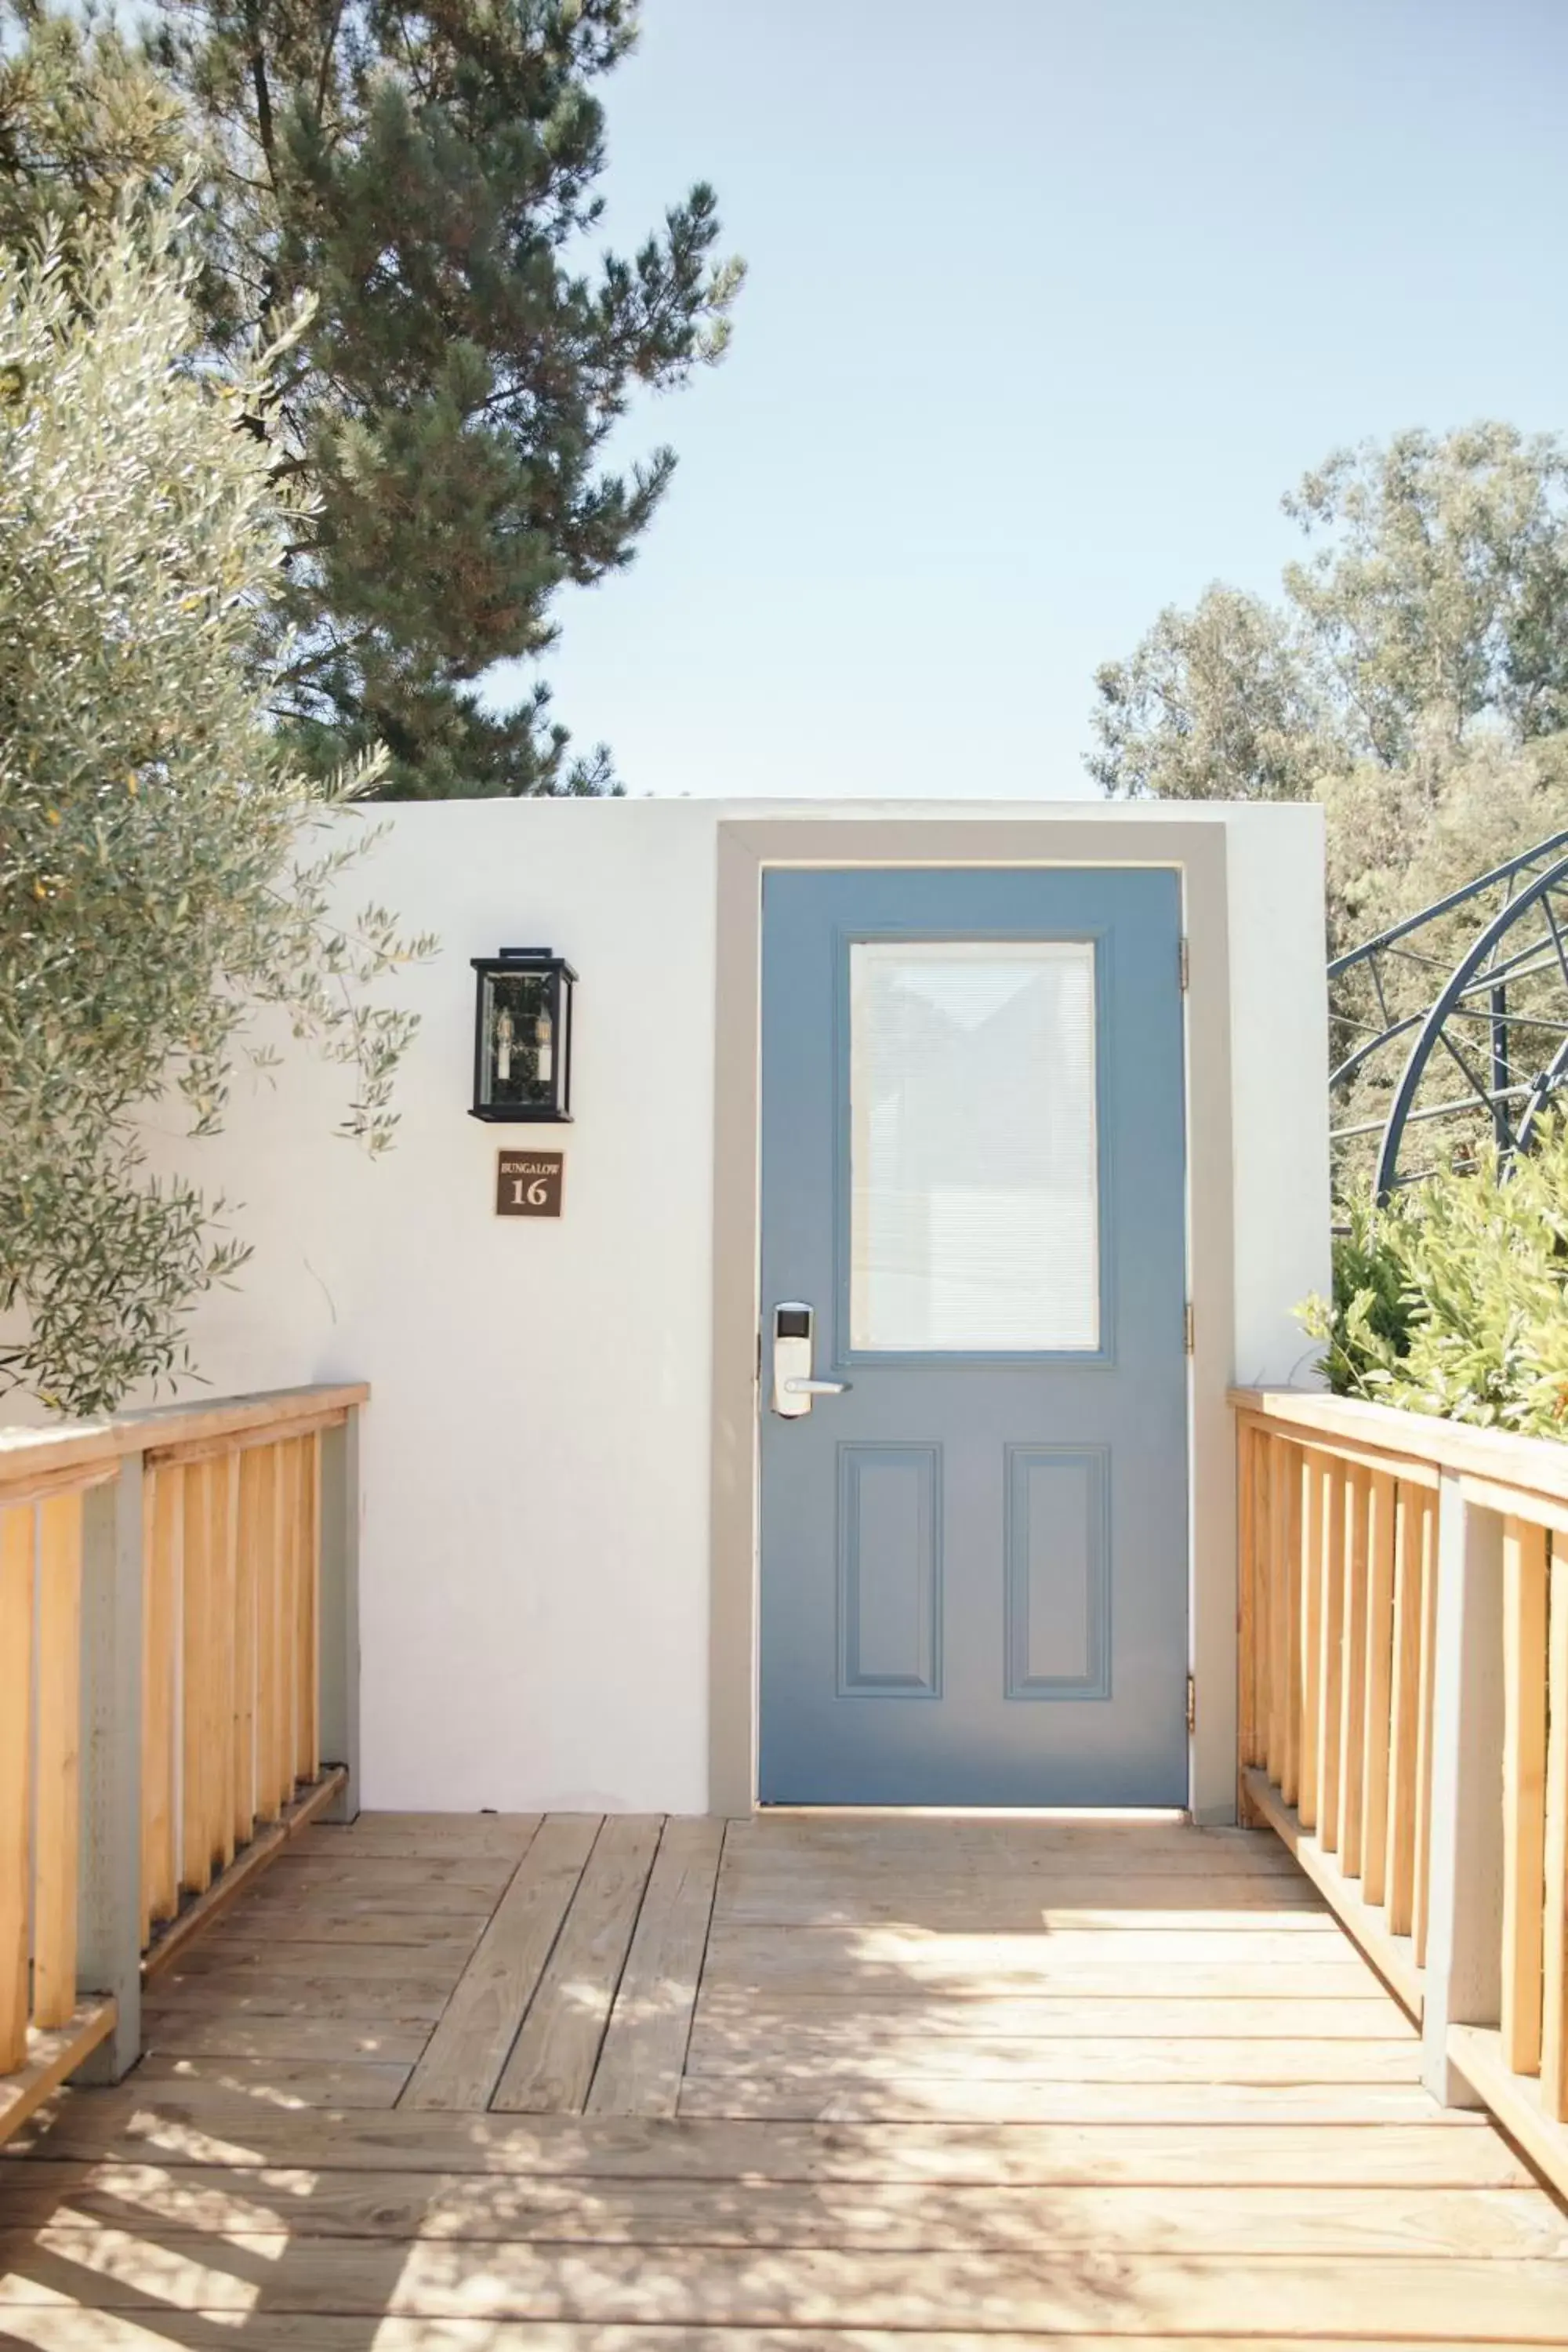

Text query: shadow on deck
(1, 1810), (1566, 2346)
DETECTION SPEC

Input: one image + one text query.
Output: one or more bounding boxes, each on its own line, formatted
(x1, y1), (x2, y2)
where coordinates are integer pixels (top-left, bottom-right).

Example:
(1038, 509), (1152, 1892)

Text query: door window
(848, 939), (1100, 1352)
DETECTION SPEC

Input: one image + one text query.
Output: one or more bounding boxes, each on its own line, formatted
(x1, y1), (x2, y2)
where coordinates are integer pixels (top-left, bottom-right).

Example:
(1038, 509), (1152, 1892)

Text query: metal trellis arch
(1328, 829), (1568, 1197)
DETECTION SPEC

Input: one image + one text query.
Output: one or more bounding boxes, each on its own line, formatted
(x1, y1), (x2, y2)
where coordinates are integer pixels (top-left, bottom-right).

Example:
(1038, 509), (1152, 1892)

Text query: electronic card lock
(771, 1303), (851, 1418)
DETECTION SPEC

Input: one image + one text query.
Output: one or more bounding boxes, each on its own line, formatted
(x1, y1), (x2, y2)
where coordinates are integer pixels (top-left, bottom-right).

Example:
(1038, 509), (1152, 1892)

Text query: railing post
(1421, 1471), (1505, 2106)
(318, 1408), (361, 1824)
(75, 1457), (143, 2082)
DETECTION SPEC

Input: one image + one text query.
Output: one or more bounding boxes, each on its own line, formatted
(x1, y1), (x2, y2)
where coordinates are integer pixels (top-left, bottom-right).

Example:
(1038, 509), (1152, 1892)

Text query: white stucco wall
(2, 797), (1329, 1812)
(1222, 800), (1334, 1386)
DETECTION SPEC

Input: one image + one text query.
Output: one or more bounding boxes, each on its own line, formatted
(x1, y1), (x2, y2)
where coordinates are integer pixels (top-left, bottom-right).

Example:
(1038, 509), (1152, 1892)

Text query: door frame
(706, 818), (1236, 1823)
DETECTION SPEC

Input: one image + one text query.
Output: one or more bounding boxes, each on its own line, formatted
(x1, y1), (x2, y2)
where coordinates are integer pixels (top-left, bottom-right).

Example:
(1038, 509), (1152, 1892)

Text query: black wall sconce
(469, 949), (576, 1123)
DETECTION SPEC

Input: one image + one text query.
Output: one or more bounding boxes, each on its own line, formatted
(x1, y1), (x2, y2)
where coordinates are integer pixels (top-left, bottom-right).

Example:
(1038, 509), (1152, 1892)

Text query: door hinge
(1178, 935), (1190, 992)
(1186, 1674), (1196, 1735)
(1184, 1301), (1195, 1355)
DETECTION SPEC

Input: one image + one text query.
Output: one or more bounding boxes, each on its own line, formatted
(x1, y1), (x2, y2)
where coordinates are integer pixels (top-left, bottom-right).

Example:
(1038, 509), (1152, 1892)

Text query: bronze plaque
(495, 1149), (564, 1218)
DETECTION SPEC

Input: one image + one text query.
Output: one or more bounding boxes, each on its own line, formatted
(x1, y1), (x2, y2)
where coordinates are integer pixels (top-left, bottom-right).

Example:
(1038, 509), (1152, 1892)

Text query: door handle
(771, 1301), (850, 1417)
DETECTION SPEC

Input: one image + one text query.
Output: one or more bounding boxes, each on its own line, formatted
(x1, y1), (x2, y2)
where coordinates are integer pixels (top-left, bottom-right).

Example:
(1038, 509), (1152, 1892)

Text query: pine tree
(151, 0), (743, 797)
(0, 1), (184, 258)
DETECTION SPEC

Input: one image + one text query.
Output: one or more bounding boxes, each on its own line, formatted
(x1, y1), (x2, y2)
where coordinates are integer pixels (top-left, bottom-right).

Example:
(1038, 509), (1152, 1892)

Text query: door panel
(759, 866), (1189, 1806)
(837, 1446), (941, 1697)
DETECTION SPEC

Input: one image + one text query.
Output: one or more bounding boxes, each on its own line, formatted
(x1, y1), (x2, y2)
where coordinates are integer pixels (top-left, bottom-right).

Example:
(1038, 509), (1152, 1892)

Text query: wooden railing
(1235, 1386), (1568, 2199)
(0, 1384), (365, 2142)
(0, 1465), (114, 2099)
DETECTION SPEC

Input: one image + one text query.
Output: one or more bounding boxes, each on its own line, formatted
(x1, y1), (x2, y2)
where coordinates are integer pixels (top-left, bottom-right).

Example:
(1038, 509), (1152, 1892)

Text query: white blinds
(849, 940), (1100, 1352)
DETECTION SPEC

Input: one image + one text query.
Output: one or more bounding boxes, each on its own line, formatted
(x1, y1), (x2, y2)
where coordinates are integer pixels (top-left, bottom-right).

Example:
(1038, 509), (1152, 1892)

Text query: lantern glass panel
(478, 968), (559, 1113)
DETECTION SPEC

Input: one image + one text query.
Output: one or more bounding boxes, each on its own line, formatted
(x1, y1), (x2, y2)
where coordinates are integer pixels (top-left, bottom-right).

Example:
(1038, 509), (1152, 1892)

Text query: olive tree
(0, 200), (433, 1414)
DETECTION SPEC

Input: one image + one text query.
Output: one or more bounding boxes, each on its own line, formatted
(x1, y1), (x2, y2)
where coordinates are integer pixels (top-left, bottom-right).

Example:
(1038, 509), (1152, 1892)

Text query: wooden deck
(1, 1811), (1566, 2345)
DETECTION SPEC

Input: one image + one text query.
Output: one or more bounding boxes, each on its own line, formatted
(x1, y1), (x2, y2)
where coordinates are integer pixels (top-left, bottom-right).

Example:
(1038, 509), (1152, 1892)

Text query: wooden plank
(162, 1935), (471, 1984)
(0, 1504), (34, 2072)
(1544, 1533), (1568, 2121)
(725, 1814), (1284, 1853)
(213, 1449), (238, 1874)
(0, 1460), (119, 1514)
(143, 1974), (454, 2024)
(586, 1817), (725, 2118)
(1502, 1512), (1550, 2076)
(1281, 1441), (1302, 1806)
(260, 1853), (522, 1899)
(274, 1438), (301, 1813)
(141, 1767), (348, 1982)
(1266, 1435), (1289, 1786)
(0, 2000), (116, 2149)
(1232, 1381), (1568, 1504)
(143, 2009), (428, 2063)
(1359, 1466), (1397, 1907)
(251, 1441), (282, 1824)
(194, 1905), (490, 1950)
(1448, 2020), (1568, 2209)
(720, 1838), (1295, 1879)
(1297, 1449), (1323, 1830)
(14, 2232), (1568, 2331)
(493, 1816), (663, 2114)
(232, 1449), (263, 1853)
(129, 2052), (411, 2106)
(700, 1930), (1374, 1996)
(1413, 1485), (1439, 1967)
(1337, 1464), (1370, 1878)
(401, 1814), (589, 2111)
(677, 2029), (1421, 2085)
(1236, 1419), (1258, 1777)
(1234, 1403), (1443, 1491)
(179, 1459), (212, 1897)
(713, 1880), (1324, 1929)
(1316, 1455), (1346, 1848)
(4, 2165), (1563, 2256)
(141, 1465), (179, 1938)
(1461, 1469), (1568, 1537)
(31, 1492), (82, 2031)
(1252, 1432), (1272, 1789)
(675, 2076), (1455, 2124)
(1385, 1478), (1423, 1936)
(294, 1813), (542, 1861)
(146, 1407), (349, 1470)
(0, 2327), (1556, 2352)
(702, 1952), (1385, 1999)
(0, 1388), (367, 1501)
(195, 1455), (223, 1882)
(182, 1927), (478, 1980)
(691, 1994), (1408, 2042)
(239, 1882), (503, 1922)
(299, 1429), (321, 1782)
(0, 2327), (1559, 2352)
(13, 2095), (1527, 2186)
(1242, 1768), (1423, 2018)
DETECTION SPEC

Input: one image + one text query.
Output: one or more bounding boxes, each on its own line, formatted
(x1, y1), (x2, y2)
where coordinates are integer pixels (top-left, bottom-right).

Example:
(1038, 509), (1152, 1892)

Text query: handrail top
(1231, 1383), (1568, 1507)
(0, 1382), (369, 1493)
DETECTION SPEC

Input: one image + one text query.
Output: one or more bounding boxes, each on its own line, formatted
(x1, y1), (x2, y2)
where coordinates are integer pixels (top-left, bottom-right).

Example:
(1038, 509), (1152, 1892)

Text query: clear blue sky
(498, 0), (1568, 801)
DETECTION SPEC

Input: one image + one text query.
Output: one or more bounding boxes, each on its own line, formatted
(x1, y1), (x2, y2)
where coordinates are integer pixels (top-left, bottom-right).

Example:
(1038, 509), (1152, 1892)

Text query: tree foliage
(1086, 584), (1339, 805)
(1094, 425), (1568, 806)
(0, 202), (432, 1414)
(1284, 426), (1568, 763)
(143, 0), (745, 799)
(1094, 426), (1568, 1203)
(0, 0), (184, 256)
(1300, 1118), (1568, 1438)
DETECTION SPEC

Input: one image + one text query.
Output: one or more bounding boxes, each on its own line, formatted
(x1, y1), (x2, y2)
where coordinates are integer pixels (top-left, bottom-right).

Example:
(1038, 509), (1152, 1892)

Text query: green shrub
(1300, 1118), (1568, 1437)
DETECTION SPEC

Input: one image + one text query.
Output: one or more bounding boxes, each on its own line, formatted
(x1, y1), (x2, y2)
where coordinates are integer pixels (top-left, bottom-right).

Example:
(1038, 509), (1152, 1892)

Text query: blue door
(758, 868), (1189, 1806)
